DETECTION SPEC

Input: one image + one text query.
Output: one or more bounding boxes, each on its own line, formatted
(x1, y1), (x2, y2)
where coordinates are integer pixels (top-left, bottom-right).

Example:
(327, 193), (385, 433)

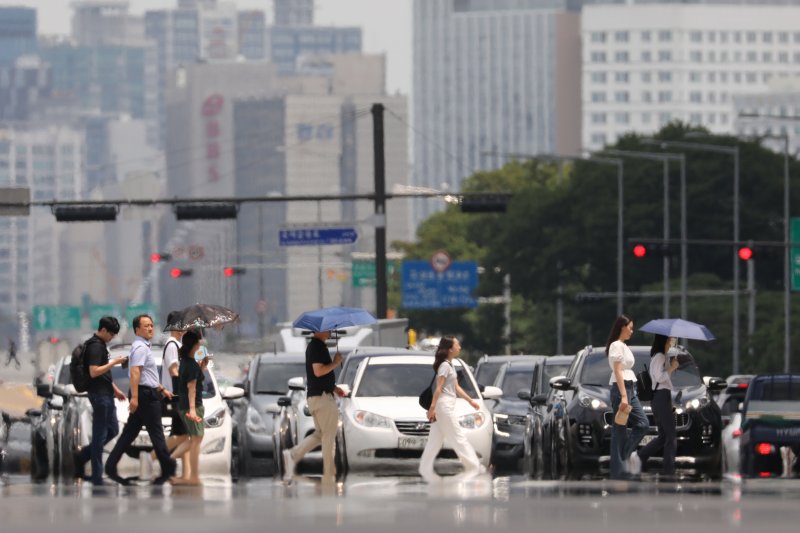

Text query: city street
(1, 475), (800, 532)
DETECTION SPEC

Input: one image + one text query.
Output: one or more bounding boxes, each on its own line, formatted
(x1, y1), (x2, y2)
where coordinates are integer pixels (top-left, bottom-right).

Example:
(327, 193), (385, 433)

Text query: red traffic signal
(633, 244), (647, 258)
(738, 247), (753, 261)
(170, 268), (193, 278)
(151, 252), (172, 263)
(223, 266), (246, 277)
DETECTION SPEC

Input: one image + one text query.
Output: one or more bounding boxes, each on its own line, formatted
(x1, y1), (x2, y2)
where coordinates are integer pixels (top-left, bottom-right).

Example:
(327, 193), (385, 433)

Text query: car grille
(602, 411), (691, 430)
(395, 420), (430, 436)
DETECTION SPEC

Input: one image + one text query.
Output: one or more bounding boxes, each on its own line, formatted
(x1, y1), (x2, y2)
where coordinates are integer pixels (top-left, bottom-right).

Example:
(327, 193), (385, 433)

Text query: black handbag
(418, 374), (435, 410)
(636, 364), (654, 402)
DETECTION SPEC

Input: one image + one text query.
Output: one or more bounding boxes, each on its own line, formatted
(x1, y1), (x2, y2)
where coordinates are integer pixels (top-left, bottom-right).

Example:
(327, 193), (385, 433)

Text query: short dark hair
(166, 310), (182, 331)
(98, 316), (120, 335)
(132, 314), (153, 332)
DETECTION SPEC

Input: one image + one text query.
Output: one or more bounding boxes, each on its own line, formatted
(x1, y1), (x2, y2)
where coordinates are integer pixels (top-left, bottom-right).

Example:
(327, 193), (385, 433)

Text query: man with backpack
(74, 316), (127, 485)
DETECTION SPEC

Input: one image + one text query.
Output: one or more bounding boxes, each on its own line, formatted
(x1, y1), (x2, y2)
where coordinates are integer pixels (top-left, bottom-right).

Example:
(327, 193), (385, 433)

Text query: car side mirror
(287, 376), (305, 391)
(517, 390), (531, 401)
(222, 386), (245, 400)
(531, 394), (548, 406)
(549, 376), (573, 391)
(277, 396), (292, 408)
(705, 377), (727, 392)
(482, 385), (503, 400)
(36, 383), (52, 399)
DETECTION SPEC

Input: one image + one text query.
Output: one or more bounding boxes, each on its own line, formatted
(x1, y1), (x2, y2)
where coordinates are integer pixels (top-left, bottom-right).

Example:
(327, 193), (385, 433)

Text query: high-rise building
(412, 0), (581, 225)
(274, 0), (314, 26)
(267, 26), (362, 74)
(238, 10), (266, 60)
(71, 0), (145, 47)
(734, 78), (800, 154)
(581, 3), (800, 149)
(0, 7), (37, 65)
(0, 55), (51, 121)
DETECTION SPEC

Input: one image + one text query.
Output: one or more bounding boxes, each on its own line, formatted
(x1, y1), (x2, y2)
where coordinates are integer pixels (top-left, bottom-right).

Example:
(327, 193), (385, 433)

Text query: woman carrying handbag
(418, 336), (482, 483)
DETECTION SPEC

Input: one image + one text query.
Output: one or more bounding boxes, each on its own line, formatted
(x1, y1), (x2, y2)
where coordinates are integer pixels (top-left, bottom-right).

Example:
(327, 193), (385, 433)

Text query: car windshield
(579, 350), (702, 388)
(475, 361), (504, 387)
(356, 363), (478, 398)
(341, 355), (369, 387)
(111, 366), (216, 399)
(541, 364), (571, 390)
(749, 377), (800, 402)
(500, 369), (533, 399)
(254, 362), (306, 394)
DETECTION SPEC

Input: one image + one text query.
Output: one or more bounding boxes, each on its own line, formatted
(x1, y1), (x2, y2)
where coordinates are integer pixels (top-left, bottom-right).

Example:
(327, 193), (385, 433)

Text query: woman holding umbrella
(606, 315), (649, 480)
(637, 334), (680, 479)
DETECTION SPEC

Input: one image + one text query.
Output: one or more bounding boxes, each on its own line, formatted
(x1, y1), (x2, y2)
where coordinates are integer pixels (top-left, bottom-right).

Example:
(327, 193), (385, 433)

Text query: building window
(779, 32), (789, 44)
(733, 72), (742, 83)
(763, 52), (773, 63)
(659, 112), (672, 125)
(690, 50), (702, 62)
(733, 31), (742, 43)
(658, 30), (672, 42)
(591, 51), (607, 63)
(615, 71), (629, 83)
(690, 113), (702, 125)
(708, 31), (716, 43)
(763, 73), (772, 83)
(641, 31), (651, 42)
(780, 52), (789, 63)
(642, 112), (652, 124)
(794, 52), (800, 63)
(794, 32), (800, 43)
(591, 113), (607, 124)
(591, 72), (607, 83)
(615, 91), (630, 103)
(707, 113), (716, 125)
(734, 51), (742, 62)
(720, 31), (729, 43)
(591, 133), (607, 146)
(721, 51), (728, 63)
(689, 91), (702, 103)
(747, 31), (757, 43)
(763, 32), (773, 43)
(658, 50), (671, 62)
(658, 71), (672, 82)
(642, 91), (652, 103)
(721, 113), (729, 125)
(615, 51), (629, 63)
(747, 51), (757, 63)
(746, 72), (757, 84)
(615, 31), (629, 43)
(708, 92), (716, 103)
(708, 51), (716, 63)
(708, 72), (716, 82)
(658, 91), (672, 103)
(615, 112), (630, 125)
(641, 72), (652, 83)
(590, 31), (606, 43)
(721, 92), (729, 103)
(641, 51), (652, 62)
(591, 92), (607, 103)
(689, 31), (702, 43)
(720, 72), (728, 83)
(689, 71), (701, 83)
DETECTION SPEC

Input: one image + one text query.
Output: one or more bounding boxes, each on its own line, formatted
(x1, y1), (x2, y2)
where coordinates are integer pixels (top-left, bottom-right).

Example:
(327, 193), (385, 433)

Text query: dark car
(738, 374), (800, 478)
(544, 345), (726, 480)
(488, 357), (544, 470)
(229, 352), (305, 477)
(474, 355), (521, 389)
(519, 355), (575, 479)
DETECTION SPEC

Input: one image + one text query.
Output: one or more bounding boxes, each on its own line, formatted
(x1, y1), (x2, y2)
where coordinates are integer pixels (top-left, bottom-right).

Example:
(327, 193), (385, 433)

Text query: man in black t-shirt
(282, 330), (344, 483)
(75, 316), (127, 485)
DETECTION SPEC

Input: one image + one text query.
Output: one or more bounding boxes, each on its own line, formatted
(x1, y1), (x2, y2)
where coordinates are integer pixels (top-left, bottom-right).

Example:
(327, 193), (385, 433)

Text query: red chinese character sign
(202, 94), (224, 182)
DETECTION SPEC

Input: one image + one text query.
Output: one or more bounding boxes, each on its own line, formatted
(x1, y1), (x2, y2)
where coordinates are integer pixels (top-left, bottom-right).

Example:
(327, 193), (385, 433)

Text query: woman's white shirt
(607, 340), (637, 385)
(437, 361), (457, 398)
(649, 351), (675, 391)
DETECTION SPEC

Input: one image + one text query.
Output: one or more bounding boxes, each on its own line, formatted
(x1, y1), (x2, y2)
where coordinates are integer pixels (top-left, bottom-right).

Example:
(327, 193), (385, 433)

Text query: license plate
(639, 435), (657, 447)
(133, 434), (152, 447)
(398, 436), (427, 449)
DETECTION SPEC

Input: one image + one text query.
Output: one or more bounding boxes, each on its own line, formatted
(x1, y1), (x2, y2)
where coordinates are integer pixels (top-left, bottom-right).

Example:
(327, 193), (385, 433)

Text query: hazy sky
(0, 0), (413, 94)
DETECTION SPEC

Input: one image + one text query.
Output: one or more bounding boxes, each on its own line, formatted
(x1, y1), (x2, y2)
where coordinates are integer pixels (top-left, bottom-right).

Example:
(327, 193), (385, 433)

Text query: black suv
(518, 355), (575, 478)
(544, 345), (726, 479)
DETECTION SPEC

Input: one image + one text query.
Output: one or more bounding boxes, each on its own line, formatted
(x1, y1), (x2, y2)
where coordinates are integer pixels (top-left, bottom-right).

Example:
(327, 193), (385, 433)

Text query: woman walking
(607, 315), (649, 480)
(637, 334), (679, 479)
(419, 336), (483, 483)
(170, 330), (206, 485)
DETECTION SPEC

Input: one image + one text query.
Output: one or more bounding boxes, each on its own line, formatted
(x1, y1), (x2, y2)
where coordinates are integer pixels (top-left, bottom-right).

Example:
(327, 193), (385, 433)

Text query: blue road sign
(401, 260), (479, 309)
(279, 227), (358, 247)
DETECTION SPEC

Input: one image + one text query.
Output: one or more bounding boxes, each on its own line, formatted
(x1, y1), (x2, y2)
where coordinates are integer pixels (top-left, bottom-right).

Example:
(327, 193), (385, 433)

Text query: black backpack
(69, 339), (92, 393)
(636, 364), (654, 402)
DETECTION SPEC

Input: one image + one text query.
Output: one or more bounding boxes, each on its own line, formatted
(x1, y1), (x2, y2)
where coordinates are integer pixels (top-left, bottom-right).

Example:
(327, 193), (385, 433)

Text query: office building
(0, 55), (51, 121)
(0, 7), (37, 65)
(274, 0), (314, 26)
(71, 0), (145, 47)
(267, 26), (362, 74)
(412, 0), (582, 225)
(238, 10), (266, 60)
(582, 3), (800, 149)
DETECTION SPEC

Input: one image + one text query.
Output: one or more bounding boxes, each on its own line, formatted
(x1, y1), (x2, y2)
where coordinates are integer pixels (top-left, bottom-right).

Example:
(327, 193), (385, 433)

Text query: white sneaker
(627, 452), (642, 475)
(282, 449), (295, 481)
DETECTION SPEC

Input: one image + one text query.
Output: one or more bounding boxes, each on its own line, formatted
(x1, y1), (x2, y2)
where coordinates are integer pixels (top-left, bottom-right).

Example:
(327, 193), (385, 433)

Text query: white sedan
(338, 355), (501, 474)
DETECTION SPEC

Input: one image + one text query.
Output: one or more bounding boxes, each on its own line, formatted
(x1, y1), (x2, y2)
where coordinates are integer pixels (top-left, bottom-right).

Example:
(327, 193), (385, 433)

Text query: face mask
(195, 345), (208, 362)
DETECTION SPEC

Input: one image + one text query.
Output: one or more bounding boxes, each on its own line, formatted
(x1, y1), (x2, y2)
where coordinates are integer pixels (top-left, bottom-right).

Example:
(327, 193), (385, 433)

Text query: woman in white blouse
(606, 315), (649, 480)
(637, 334), (680, 478)
(418, 336), (482, 482)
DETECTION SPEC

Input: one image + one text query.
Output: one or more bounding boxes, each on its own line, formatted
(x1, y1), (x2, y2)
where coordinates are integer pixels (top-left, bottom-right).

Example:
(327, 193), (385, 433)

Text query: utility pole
(372, 103), (388, 319)
(747, 240), (756, 361)
(503, 273), (511, 355)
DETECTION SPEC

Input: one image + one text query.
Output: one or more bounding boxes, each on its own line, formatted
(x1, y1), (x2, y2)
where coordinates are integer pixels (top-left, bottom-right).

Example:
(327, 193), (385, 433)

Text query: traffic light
(631, 243), (674, 258)
(223, 266), (246, 277)
(633, 244), (647, 258)
(170, 268), (193, 278)
(150, 253), (173, 263)
(459, 194), (509, 213)
(738, 246), (754, 261)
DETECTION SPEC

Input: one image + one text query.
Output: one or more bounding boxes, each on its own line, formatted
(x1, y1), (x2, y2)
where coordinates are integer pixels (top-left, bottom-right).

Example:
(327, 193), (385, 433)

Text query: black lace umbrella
(162, 303), (239, 332)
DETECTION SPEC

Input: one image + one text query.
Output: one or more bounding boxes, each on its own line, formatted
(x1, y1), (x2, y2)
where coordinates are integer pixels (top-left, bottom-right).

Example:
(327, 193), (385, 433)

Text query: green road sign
(792, 218), (800, 291)
(352, 260), (400, 288)
(125, 303), (158, 323)
(89, 304), (119, 327)
(32, 305), (81, 331)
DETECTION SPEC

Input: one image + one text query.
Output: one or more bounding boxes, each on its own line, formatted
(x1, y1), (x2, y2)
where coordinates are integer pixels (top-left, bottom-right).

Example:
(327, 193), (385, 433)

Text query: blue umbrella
(292, 306), (377, 333)
(639, 318), (716, 341)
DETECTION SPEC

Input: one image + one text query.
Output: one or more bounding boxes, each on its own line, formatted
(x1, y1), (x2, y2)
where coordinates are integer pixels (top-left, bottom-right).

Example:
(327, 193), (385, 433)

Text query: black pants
(638, 388), (676, 475)
(105, 386), (175, 479)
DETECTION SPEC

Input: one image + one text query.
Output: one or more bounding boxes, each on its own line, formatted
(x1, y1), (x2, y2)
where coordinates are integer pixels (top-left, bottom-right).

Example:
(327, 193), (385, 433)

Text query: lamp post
(602, 149), (688, 320)
(641, 138), (741, 373)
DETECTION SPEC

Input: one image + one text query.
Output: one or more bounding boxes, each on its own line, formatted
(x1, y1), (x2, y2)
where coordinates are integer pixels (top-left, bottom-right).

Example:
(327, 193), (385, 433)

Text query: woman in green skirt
(171, 330), (207, 485)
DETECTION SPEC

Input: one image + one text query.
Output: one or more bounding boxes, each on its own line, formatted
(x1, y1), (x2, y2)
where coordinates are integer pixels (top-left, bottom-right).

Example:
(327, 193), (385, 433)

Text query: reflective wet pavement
(2, 475), (800, 532)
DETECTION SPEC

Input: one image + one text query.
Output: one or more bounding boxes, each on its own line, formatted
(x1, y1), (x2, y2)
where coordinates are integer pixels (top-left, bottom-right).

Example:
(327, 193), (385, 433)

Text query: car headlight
(204, 407), (227, 428)
(245, 405), (269, 434)
(352, 410), (392, 428)
(684, 397), (708, 411)
(459, 412), (486, 429)
(579, 394), (609, 410)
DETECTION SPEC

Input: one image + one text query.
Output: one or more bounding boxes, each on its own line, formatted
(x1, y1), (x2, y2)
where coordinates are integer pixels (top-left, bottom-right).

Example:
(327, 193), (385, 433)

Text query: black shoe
(152, 459), (177, 485)
(105, 468), (131, 486)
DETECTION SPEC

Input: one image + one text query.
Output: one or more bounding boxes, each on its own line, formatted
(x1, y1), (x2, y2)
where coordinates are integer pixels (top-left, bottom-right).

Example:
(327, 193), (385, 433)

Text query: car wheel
(335, 435), (348, 480)
(533, 438), (545, 479)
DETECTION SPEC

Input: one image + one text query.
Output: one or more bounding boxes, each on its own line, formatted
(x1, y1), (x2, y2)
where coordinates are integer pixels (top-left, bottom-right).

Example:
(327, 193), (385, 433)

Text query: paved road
(1, 475), (800, 532)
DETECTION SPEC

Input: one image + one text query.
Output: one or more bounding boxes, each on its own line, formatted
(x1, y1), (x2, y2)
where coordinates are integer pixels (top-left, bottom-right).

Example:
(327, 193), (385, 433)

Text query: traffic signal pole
(372, 103), (388, 319)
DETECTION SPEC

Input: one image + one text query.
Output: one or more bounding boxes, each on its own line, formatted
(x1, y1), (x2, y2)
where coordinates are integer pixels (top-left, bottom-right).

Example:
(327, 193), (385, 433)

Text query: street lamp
(641, 137), (741, 373)
(601, 149), (688, 321)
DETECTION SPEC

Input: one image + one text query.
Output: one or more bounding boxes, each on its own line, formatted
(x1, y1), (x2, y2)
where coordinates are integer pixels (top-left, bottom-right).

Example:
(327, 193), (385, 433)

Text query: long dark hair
(650, 334), (669, 357)
(433, 336), (456, 372)
(605, 315), (632, 356)
(179, 330), (201, 360)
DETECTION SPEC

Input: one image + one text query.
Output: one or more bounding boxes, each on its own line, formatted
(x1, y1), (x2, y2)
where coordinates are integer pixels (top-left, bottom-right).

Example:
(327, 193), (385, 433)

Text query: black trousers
(105, 386), (175, 478)
(638, 388), (676, 475)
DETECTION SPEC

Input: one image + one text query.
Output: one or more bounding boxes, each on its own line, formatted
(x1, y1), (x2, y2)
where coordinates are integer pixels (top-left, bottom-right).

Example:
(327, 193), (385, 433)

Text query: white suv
(338, 355), (501, 474)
